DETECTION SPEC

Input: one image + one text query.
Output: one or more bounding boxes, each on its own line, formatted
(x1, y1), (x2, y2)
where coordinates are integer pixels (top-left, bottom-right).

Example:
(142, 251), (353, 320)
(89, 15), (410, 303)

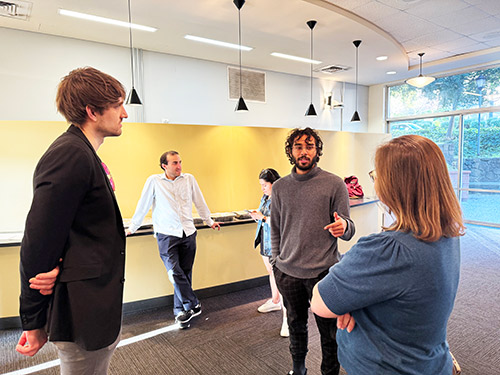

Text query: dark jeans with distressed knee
(274, 267), (339, 375)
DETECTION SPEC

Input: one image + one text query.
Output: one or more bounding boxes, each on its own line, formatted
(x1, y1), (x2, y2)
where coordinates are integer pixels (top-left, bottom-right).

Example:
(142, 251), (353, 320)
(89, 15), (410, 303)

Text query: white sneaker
(257, 299), (281, 313)
(280, 318), (289, 337)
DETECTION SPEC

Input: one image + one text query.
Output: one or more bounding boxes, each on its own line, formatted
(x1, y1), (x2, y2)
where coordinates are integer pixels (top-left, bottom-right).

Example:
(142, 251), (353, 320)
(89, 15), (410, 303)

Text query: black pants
(274, 267), (339, 375)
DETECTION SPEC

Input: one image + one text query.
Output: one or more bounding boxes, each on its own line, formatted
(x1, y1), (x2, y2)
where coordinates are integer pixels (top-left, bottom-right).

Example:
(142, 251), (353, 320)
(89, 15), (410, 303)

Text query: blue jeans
(156, 232), (199, 316)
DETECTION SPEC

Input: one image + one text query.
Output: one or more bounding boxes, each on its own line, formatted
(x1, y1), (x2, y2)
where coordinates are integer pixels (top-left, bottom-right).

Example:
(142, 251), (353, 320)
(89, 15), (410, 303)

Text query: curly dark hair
(284, 127), (323, 165)
(258, 168), (281, 184)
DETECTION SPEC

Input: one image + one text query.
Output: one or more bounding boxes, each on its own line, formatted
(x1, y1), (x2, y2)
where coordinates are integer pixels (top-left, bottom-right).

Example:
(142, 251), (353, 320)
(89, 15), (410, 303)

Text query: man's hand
(29, 265), (60, 296)
(324, 212), (346, 237)
(125, 229), (132, 236)
(337, 312), (356, 333)
(211, 222), (221, 231)
(16, 329), (48, 357)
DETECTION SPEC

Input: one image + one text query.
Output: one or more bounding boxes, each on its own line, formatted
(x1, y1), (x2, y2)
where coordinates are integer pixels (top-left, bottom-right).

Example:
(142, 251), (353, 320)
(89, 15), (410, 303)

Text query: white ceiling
(1, 0), (500, 86)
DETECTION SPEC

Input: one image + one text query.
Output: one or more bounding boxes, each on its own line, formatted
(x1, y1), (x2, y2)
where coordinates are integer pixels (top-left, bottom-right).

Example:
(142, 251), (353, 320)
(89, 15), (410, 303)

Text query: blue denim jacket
(254, 195), (272, 257)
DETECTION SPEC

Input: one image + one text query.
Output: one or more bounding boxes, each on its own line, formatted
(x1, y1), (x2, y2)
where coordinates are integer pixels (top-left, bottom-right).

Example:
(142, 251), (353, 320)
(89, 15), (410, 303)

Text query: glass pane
(460, 191), (500, 225)
(389, 117), (460, 170)
(388, 66), (500, 118)
(462, 112), (500, 191)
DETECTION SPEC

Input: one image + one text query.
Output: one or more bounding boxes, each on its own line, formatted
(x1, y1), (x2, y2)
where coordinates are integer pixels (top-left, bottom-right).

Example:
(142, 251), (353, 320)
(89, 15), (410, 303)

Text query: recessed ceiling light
(386, 71), (397, 75)
(376, 56), (388, 61)
(271, 52), (321, 65)
(58, 9), (157, 32)
(184, 35), (253, 51)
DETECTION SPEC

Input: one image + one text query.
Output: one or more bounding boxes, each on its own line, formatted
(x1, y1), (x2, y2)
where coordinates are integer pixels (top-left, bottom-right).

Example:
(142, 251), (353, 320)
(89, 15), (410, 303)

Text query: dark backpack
(344, 175), (364, 198)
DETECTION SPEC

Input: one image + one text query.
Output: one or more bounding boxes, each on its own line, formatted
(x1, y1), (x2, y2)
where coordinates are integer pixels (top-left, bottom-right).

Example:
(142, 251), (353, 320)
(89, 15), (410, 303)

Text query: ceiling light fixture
(305, 20), (317, 117)
(376, 56), (388, 61)
(58, 9), (157, 32)
(386, 71), (397, 75)
(405, 52), (435, 88)
(351, 40), (361, 122)
(125, 0), (142, 105)
(271, 52), (321, 65)
(234, 0), (248, 112)
(184, 35), (252, 51)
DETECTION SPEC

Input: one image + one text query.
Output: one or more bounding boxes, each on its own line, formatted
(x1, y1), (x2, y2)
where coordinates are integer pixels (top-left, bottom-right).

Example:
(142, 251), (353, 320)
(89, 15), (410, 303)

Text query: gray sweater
(270, 166), (355, 278)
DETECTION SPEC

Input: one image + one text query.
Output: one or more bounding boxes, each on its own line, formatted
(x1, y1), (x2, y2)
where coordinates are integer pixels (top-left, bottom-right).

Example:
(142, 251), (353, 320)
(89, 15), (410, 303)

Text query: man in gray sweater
(271, 127), (355, 375)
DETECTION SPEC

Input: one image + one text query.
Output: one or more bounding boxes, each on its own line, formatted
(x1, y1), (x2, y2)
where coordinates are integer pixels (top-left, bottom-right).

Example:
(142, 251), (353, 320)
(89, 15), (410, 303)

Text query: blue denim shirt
(254, 195), (272, 257)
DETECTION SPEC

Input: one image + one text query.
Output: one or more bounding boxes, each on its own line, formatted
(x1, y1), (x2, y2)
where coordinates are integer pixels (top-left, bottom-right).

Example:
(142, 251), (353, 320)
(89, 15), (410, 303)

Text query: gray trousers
(54, 333), (120, 375)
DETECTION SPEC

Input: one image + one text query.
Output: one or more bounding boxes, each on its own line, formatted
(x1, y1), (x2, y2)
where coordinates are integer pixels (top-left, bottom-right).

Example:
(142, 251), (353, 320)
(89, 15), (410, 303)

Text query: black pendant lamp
(305, 20), (317, 116)
(234, 0), (248, 111)
(125, 0), (142, 106)
(351, 40), (361, 122)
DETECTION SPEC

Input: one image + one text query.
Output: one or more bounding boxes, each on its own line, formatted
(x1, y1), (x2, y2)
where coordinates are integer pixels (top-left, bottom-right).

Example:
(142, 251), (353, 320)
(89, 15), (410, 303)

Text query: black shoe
(175, 310), (193, 324)
(190, 303), (202, 318)
(179, 321), (191, 330)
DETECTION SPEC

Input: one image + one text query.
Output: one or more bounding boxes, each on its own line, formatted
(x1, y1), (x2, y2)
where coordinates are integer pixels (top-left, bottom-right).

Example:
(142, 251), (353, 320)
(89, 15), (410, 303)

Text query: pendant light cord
(355, 45), (358, 110)
(128, 0), (135, 88)
(238, 9), (242, 98)
(310, 27), (313, 103)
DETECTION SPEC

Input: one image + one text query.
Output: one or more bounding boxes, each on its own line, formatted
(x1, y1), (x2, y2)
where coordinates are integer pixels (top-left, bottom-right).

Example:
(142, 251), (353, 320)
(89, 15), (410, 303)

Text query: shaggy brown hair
(56, 67), (125, 126)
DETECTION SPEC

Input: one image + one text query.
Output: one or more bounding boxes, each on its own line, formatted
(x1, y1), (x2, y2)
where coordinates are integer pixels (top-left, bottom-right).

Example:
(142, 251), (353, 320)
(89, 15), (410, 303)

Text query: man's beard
(294, 156), (315, 171)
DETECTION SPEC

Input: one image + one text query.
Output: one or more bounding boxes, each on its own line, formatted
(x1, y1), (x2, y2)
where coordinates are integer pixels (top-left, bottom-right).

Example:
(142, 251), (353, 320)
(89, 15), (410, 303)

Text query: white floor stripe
(2, 323), (180, 375)
(2, 360), (60, 375)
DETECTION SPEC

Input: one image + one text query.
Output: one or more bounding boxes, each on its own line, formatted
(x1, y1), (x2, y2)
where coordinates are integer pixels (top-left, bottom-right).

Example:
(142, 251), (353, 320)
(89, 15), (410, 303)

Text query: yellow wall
(1, 120), (388, 229)
(0, 120), (389, 319)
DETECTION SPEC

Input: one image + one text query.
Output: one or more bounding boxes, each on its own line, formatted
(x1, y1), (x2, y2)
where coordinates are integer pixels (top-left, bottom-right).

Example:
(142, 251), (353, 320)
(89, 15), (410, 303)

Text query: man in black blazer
(16, 67), (128, 374)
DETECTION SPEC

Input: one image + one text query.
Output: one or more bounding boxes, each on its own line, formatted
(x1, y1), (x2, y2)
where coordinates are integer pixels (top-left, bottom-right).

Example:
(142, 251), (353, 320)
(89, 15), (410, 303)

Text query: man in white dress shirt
(126, 151), (220, 328)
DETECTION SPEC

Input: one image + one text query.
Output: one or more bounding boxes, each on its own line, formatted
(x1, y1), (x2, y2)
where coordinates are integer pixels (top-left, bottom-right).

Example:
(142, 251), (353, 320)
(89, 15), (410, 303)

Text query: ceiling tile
(405, 0), (470, 18)
(327, 0), (373, 11)
(452, 15), (500, 35)
(376, 0), (425, 11)
(448, 42), (492, 55)
(402, 29), (463, 51)
(429, 6), (490, 29)
(474, 0), (500, 15)
(470, 25), (500, 43)
(351, 1), (400, 21)
(432, 36), (482, 52)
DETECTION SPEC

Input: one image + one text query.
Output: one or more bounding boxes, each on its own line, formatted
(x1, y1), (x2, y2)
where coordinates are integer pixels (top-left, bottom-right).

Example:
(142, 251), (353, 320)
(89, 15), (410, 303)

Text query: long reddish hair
(375, 135), (465, 242)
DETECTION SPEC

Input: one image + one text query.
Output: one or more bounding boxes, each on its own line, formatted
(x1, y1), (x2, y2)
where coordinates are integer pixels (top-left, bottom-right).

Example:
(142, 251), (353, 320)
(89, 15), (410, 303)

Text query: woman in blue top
(311, 135), (465, 375)
(250, 168), (288, 337)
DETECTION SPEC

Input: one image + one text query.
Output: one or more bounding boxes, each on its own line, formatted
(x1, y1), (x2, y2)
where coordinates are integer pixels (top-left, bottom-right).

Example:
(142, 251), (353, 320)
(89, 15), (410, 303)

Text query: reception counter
(0, 198), (380, 328)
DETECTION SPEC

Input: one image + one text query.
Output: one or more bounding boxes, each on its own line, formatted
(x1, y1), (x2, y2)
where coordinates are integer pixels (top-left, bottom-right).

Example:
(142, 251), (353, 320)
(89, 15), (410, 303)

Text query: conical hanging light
(351, 40), (361, 122)
(125, 0), (142, 105)
(406, 52), (435, 88)
(234, 0), (248, 111)
(305, 20), (317, 116)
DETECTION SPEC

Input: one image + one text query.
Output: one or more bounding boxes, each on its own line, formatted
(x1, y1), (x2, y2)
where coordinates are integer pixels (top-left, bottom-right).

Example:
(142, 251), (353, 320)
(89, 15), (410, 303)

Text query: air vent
(316, 64), (350, 74)
(0, 0), (32, 20)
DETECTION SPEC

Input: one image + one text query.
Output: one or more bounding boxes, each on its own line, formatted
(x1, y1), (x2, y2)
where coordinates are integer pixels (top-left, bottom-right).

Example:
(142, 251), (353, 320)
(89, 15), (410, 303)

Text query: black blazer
(19, 125), (126, 351)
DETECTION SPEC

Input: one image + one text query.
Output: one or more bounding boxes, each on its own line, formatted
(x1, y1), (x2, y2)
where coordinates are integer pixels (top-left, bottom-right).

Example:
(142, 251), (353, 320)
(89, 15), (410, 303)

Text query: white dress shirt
(128, 173), (214, 237)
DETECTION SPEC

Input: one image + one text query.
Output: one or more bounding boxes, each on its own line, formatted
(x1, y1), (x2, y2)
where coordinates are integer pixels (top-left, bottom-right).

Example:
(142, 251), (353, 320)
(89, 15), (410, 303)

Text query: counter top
(1, 197), (378, 247)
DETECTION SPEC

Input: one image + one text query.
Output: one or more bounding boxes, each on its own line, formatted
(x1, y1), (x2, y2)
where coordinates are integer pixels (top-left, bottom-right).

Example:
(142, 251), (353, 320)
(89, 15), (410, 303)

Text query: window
(387, 66), (500, 227)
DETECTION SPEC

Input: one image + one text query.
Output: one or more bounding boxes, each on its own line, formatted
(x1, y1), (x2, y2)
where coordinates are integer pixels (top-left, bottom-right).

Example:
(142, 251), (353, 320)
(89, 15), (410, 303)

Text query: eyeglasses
(292, 144), (316, 152)
(369, 169), (377, 182)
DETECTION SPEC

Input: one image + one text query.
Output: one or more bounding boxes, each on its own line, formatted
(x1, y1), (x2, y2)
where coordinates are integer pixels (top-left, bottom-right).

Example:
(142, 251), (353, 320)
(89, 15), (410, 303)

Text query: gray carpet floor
(1, 224), (498, 374)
